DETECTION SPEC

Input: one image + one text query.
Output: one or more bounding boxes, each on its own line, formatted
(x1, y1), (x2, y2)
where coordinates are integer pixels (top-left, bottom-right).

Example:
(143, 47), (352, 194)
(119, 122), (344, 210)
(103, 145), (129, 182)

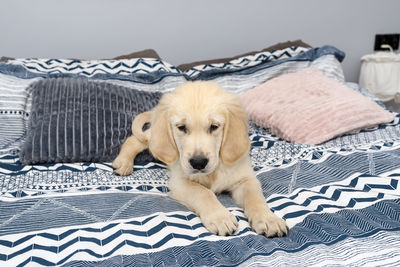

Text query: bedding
(176, 39), (312, 71)
(111, 48), (161, 60)
(240, 68), (394, 145)
(183, 45), (346, 94)
(20, 78), (161, 164)
(1, 45), (400, 266)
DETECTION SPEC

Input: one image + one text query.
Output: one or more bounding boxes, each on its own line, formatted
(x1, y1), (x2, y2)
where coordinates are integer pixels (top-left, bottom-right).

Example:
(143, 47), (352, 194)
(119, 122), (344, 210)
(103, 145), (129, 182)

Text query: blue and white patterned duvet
(1, 46), (399, 266)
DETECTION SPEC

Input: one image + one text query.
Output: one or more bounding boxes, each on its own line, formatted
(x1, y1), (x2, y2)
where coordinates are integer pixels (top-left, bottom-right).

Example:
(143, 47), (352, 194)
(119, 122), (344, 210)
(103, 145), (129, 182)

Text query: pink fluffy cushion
(240, 68), (395, 145)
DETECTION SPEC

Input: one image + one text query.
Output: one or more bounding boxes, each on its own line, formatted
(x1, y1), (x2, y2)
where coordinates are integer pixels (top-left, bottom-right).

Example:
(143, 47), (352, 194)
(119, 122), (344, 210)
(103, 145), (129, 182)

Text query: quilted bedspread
(1, 46), (400, 266)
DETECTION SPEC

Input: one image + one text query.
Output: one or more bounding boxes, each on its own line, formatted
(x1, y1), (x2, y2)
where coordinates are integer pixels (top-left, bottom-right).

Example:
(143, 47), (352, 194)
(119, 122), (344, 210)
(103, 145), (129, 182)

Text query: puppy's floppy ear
(220, 98), (250, 164)
(149, 103), (178, 165)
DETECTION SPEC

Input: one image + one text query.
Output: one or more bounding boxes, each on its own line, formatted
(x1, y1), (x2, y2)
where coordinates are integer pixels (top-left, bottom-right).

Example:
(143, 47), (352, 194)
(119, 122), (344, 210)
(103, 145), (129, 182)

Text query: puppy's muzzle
(189, 155), (209, 170)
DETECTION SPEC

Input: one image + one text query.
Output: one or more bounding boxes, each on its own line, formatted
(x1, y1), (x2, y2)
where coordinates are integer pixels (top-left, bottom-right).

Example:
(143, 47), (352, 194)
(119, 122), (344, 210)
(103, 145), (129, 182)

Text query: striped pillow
(19, 78), (162, 164)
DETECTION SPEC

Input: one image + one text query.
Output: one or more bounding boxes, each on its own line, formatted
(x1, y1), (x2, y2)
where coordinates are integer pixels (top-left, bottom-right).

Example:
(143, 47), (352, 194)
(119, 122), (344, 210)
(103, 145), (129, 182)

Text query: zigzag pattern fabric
(183, 46), (309, 78)
(11, 57), (181, 76)
(1, 46), (400, 266)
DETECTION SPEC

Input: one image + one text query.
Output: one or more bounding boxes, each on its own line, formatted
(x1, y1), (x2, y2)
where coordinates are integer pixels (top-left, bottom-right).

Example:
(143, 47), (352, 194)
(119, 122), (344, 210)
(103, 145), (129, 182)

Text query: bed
(1, 42), (400, 266)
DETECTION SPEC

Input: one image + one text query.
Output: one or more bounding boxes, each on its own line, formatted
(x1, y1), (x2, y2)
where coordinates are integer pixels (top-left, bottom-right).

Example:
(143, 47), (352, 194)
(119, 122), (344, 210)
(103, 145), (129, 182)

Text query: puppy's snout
(189, 156), (209, 170)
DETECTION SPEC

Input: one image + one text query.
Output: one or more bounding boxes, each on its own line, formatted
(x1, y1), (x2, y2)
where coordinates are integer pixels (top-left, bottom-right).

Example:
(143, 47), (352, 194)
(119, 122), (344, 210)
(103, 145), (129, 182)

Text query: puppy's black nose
(189, 156), (209, 170)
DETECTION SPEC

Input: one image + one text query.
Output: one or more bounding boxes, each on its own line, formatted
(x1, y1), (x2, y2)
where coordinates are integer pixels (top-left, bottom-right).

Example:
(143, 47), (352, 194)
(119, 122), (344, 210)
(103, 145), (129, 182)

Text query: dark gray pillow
(20, 78), (162, 164)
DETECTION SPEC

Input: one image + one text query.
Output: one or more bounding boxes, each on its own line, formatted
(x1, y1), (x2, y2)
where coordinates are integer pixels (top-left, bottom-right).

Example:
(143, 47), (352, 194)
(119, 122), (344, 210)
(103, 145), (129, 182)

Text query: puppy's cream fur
(113, 81), (288, 237)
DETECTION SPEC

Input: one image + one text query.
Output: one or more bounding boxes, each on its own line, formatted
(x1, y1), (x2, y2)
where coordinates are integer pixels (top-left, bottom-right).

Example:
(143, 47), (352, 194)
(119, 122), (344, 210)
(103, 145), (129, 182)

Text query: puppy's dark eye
(209, 124), (219, 133)
(177, 125), (187, 133)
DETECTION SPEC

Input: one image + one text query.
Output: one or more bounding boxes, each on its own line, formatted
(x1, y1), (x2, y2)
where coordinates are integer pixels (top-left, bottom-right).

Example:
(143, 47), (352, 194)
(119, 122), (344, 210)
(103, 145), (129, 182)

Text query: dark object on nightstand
(383, 99), (400, 113)
(374, 34), (400, 51)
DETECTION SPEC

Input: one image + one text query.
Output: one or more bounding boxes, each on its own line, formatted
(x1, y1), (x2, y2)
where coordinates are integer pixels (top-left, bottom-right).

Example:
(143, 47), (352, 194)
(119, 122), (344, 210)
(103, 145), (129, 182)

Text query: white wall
(0, 0), (399, 82)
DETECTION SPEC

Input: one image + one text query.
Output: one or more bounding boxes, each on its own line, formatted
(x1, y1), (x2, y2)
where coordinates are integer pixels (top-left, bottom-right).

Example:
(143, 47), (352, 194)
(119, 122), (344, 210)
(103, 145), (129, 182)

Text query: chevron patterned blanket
(1, 46), (400, 266)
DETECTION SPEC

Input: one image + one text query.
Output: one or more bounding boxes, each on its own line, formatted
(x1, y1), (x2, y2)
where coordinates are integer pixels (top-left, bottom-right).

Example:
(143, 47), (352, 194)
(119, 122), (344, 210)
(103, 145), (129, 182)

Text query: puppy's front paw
(200, 208), (238, 236)
(112, 155), (133, 176)
(249, 210), (288, 238)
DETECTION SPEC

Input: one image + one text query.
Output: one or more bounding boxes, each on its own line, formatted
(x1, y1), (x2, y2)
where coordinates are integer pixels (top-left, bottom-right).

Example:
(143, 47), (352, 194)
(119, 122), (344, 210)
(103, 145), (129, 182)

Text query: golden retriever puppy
(113, 81), (288, 237)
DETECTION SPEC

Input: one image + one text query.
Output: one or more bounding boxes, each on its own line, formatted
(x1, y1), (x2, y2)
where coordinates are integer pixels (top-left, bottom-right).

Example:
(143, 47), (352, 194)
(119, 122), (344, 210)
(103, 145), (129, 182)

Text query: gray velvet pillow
(20, 78), (162, 164)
